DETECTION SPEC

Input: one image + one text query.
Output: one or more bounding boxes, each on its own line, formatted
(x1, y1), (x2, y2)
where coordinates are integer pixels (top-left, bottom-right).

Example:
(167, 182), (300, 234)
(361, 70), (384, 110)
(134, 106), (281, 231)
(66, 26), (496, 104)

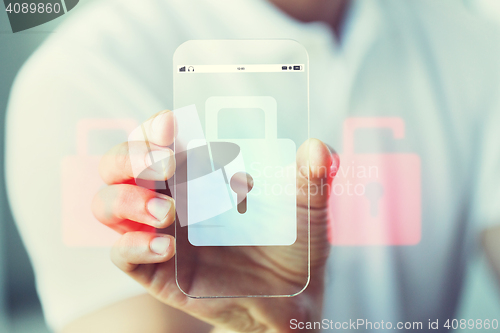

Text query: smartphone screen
(173, 40), (309, 297)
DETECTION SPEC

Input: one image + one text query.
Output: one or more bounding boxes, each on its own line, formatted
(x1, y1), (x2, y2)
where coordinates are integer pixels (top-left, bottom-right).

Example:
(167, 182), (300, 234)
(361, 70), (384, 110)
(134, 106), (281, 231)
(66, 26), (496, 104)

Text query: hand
(92, 110), (338, 332)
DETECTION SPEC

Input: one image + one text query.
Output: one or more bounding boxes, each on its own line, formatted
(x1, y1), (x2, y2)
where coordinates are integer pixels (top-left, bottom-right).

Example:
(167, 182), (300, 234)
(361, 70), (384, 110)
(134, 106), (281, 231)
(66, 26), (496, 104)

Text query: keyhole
(364, 182), (384, 217)
(230, 172), (254, 214)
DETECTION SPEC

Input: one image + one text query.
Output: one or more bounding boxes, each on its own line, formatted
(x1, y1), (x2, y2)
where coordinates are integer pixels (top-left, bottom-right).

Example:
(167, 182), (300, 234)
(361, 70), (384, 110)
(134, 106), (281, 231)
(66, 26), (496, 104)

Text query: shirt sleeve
(5, 1), (176, 330)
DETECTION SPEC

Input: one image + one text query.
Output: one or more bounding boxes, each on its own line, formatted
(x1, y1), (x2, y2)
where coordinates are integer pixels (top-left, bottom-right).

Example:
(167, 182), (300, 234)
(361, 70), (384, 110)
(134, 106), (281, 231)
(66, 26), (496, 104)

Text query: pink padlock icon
(61, 118), (138, 247)
(328, 117), (421, 246)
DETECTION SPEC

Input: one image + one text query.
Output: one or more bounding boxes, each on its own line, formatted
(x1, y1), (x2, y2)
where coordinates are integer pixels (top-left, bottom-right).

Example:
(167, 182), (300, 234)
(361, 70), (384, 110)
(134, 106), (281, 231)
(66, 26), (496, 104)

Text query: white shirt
(6, 0), (500, 331)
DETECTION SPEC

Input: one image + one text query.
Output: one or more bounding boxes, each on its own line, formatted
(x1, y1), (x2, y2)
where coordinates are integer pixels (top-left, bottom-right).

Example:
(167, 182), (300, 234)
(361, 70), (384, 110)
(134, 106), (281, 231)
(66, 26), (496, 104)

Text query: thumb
(296, 138), (339, 209)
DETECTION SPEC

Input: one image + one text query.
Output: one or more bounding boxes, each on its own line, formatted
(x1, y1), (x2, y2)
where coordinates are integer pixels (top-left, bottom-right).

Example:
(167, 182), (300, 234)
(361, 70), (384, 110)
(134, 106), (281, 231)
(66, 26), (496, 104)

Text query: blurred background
(0, 3), (97, 332)
(0, 0), (499, 332)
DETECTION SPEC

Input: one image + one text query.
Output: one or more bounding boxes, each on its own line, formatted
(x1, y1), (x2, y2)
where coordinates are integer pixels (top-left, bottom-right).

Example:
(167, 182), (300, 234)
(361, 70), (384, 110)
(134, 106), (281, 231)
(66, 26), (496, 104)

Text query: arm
(61, 294), (212, 333)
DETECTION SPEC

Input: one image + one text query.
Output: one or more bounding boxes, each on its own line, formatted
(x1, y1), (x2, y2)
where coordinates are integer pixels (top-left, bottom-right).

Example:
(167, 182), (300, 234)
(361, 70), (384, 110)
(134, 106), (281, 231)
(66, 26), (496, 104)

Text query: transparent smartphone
(172, 40), (309, 298)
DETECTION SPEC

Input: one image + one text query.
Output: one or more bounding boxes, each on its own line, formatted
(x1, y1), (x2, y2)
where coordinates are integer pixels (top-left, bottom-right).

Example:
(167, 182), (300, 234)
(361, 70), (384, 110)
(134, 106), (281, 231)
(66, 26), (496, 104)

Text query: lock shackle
(205, 96), (277, 140)
(342, 117), (405, 154)
(76, 118), (138, 156)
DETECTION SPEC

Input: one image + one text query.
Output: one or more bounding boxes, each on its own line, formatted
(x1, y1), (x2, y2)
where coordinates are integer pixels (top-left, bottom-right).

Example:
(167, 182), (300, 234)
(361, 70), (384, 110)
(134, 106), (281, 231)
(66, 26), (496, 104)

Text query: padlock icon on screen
(61, 119), (138, 247)
(328, 117), (421, 246)
(186, 96), (297, 246)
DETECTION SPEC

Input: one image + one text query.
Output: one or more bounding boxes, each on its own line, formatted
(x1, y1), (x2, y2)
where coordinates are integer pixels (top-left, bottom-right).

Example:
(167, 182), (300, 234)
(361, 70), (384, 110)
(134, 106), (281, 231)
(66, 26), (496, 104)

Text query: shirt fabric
(5, 0), (500, 331)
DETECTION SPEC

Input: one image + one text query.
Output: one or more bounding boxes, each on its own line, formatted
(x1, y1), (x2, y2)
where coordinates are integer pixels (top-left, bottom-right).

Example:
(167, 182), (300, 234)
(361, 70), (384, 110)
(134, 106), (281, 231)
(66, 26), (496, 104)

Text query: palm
(143, 186), (330, 332)
(102, 138), (334, 333)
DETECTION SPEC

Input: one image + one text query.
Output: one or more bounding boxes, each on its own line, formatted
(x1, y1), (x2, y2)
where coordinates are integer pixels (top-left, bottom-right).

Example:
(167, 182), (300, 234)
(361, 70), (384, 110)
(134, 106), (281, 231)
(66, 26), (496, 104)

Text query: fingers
(141, 110), (176, 147)
(99, 110), (176, 185)
(99, 141), (175, 185)
(296, 138), (339, 209)
(111, 232), (175, 273)
(92, 184), (175, 233)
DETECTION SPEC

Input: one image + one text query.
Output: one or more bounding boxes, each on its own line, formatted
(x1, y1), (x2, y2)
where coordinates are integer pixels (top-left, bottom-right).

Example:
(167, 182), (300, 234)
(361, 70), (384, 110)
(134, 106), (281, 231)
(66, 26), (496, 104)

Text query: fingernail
(152, 112), (170, 136)
(150, 237), (170, 255)
(148, 198), (171, 222)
